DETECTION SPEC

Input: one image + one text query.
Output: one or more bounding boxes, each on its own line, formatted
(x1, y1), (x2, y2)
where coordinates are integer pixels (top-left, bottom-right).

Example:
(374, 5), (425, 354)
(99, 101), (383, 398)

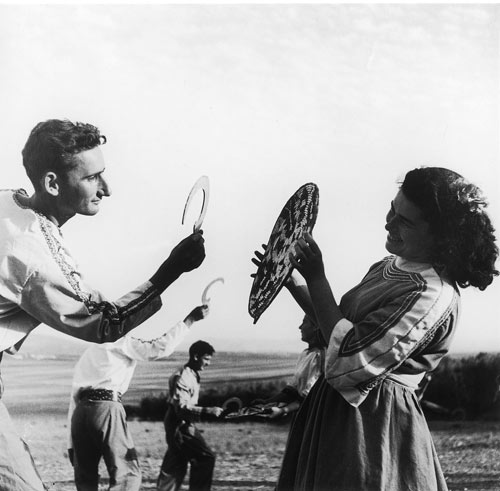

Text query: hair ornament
(454, 178), (487, 214)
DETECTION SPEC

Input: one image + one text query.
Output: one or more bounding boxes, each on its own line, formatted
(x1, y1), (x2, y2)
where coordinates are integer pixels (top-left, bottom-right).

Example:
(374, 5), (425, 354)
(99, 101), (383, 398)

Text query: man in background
(157, 340), (223, 491)
(69, 304), (210, 490)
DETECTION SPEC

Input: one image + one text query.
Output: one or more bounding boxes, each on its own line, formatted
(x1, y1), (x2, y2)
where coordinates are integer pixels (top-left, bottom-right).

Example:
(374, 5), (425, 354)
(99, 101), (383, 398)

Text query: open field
(2, 355), (500, 490)
(12, 415), (500, 491)
(0, 353), (298, 416)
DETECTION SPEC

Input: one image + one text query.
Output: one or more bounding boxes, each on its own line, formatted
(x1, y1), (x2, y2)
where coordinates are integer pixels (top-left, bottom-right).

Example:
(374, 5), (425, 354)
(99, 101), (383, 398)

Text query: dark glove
(150, 232), (205, 292)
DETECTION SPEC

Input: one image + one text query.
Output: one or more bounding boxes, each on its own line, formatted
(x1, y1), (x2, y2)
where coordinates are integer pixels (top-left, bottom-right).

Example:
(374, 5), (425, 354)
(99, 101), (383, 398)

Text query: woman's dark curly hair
(401, 167), (498, 290)
(22, 119), (106, 189)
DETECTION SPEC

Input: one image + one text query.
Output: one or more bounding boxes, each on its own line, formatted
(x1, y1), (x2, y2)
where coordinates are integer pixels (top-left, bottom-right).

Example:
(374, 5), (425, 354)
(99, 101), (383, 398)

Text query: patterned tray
(223, 404), (272, 420)
(248, 182), (319, 323)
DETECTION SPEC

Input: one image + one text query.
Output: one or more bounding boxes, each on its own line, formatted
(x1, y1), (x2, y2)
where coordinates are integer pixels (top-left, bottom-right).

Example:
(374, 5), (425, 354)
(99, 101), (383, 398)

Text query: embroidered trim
(87, 285), (159, 322)
(355, 291), (459, 394)
(38, 215), (91, 304)
(12, 189), (92, 305)
(10, 188), (159, 331)
(12, 188), (29, 209)
(128, 319), (180, 345)
(338, 258), (426, 356)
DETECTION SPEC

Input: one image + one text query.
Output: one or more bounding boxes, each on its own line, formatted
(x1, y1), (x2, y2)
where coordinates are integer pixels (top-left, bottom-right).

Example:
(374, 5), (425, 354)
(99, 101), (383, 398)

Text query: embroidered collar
(12, 188), (61, 233)
(393, 255), (433, 274)
(12, 188), (30, 209)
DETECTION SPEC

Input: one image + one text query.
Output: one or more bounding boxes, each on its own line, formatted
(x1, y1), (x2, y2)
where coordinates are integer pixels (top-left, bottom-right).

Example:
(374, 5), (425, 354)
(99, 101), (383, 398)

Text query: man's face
(57, 146), (111, 217)
(193, 354), (212, 372)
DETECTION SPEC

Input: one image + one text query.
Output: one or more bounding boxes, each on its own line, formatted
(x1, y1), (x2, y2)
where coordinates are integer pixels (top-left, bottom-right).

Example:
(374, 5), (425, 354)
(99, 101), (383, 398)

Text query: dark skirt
(276, 376), (448, 491)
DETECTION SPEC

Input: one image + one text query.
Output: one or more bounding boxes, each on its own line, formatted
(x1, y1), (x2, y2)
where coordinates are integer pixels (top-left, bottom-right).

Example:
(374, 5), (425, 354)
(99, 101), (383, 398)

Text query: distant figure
(68, 305), (209, 491)
(258, 314), (325, 418)
(157, 340), (223, 491)
(0, 119), (205, 491)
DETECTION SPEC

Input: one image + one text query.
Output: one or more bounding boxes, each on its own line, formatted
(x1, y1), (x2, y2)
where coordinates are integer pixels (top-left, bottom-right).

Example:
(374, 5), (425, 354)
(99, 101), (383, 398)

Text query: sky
(1, 4), (499, 354)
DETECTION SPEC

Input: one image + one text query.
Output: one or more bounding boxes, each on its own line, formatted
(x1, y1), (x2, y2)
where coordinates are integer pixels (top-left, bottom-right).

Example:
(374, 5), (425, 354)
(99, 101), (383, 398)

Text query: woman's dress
(276, 255), (460, 491)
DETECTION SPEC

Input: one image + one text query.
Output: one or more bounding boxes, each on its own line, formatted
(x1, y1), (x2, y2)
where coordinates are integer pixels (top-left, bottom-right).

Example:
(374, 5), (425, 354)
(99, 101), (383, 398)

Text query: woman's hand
(266, 406), (287, 419)
(284, 269), (305, 290)
(291, 233), (343, 341)
(250, 243), (267, 279)
(290, 233), (325, 281)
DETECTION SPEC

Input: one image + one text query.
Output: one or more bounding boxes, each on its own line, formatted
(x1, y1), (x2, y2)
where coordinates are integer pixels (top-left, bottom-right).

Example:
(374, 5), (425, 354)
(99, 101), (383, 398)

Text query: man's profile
(0, 119), (206, 490)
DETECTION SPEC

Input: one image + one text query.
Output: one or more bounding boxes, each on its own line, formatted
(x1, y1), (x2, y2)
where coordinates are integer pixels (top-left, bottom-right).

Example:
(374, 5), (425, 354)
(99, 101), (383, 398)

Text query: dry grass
(4, 355), (500, 489)
(12, 415), (500, 491)
(430, 421), (500, 490)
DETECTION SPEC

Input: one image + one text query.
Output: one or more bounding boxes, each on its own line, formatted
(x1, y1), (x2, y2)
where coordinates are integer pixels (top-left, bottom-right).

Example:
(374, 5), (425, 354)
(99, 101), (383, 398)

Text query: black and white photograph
(0, 3), (499, 490)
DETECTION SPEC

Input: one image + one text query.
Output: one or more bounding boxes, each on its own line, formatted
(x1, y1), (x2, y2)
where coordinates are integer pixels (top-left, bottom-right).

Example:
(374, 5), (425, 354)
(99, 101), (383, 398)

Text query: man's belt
(78, 388), (122, 403)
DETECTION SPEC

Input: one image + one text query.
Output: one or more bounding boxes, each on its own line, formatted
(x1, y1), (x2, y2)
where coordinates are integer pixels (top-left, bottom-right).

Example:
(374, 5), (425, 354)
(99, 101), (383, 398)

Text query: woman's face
(385, 190), (435, 262)
(299, 316), (316, 344)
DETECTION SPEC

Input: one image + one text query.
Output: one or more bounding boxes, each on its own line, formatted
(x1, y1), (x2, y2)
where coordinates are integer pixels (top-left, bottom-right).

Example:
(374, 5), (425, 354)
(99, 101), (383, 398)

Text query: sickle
(182, 175), (210, 232)
(201, 277), (225, 304)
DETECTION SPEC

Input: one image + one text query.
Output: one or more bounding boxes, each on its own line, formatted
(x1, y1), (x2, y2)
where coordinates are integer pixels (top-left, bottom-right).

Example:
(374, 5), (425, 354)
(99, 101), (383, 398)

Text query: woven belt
(78, 388), (122, 403)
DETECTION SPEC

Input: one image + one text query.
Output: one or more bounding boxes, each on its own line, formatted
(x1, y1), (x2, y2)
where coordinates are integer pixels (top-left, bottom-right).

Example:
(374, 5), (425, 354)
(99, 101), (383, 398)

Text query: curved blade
(182, 176), (210, 232)
(202, 277), (225, 304)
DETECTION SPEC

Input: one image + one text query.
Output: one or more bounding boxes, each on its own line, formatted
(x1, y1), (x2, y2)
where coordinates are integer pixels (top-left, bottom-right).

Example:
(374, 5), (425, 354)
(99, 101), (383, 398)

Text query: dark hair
(302, 315), (327, 349)
(401, 167), (498, 290)
(189, 340), (215, 361)
(22, 119), (106, 189)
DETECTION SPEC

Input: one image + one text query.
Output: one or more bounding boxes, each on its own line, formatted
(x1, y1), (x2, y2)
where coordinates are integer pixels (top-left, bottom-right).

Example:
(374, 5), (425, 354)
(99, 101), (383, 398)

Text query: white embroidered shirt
(0, 189), (162, 352)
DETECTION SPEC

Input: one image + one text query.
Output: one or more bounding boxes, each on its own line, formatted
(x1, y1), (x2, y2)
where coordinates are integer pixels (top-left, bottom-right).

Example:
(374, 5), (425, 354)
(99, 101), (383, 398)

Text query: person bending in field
(68, 304), (209, 491)
(157, 340), (223, 491)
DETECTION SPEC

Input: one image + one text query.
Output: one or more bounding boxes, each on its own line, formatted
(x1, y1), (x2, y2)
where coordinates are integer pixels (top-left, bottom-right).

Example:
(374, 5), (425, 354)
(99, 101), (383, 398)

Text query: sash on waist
(386, 372), (425, 390)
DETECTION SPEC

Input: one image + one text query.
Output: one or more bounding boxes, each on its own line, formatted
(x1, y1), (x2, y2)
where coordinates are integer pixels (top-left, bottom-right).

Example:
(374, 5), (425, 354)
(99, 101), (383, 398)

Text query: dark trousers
(71, 400), (141, 491)
(157, 421), (215, 491)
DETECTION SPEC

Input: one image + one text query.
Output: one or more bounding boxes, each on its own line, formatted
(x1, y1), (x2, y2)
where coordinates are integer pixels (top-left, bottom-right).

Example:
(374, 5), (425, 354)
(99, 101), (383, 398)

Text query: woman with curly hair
(274, 167), (498, 490)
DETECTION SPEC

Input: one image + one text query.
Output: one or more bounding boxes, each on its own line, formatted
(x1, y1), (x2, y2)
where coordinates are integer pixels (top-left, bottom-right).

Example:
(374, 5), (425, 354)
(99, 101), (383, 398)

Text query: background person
(157, 340), (223, 491)
(255, 314), (325, 419)
(272, 167), (498, 490)
(0, 119), (205, 491)
(68, 304), (209, 491)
